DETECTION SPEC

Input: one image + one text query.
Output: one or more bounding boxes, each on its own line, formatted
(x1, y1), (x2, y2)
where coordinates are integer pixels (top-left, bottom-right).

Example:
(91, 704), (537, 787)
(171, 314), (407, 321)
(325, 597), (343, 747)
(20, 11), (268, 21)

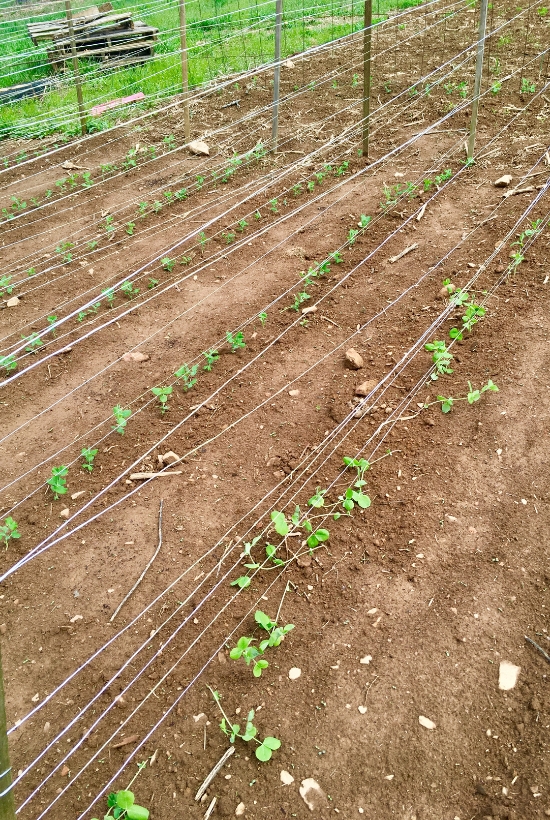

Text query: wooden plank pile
(27, 4), (159, 70)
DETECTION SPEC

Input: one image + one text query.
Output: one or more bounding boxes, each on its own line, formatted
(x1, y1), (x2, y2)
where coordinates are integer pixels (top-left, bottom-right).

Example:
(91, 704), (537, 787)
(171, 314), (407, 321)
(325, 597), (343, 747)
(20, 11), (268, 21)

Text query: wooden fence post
(64, 0), (87, 136)
(178, 0), (191, 141)
(0, 643), (15, 820)
(467, 0), (489, 160)
(362, 0), (372, 157)
(271, 0), (283, 152)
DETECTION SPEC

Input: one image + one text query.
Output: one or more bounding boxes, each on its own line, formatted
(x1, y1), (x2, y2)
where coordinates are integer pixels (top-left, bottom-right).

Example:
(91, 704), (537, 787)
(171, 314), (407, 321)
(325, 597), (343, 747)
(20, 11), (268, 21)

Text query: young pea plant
(229, 610), (295, 677)
(81, 447), (98, 472)
(47, 465), (68, 499)
(0, 517), (20, 549)
(162, 257), (175, 272)
(425, 340), (453, 380)
(435, 169), (452, 186)
(203, 348), (219, 371)
(102, 287), (116, 307)
(429, 379), (499, 413)
(340, 457), (371, 512)
(151, 386), (172, 414)
(0, 275), (13, 297)
(223, 231), (236, 244)
(91, 762), (150, 820)
(55, 241), (74, 262)
(289, 291), (310, 311)
(449, 297), (486, 340)
(126, 222), (136, 236)
(226, 330), (245, 352)
(209, 688), (281, 762)
(258, 311), (268, 326)
(121, 281), (140, 299)
(112, 405), (131, 434)
(521, 77), (536, 94)
(174, 363), (198, 391)
(0, 355), (17, 374)
(148, 278), (159, 289)
(23, 333), (43, 354)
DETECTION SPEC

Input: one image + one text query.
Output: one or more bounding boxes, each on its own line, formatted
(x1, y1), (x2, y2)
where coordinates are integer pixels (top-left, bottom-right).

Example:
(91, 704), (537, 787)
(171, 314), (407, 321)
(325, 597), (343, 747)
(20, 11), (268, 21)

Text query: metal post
(271, 0), (283, 152)
(362, 0), (372, 157)
(467, 0), (489, 160)
(64, 0), (87, 136)
(178, 0), (191, 141)
(0, 643), (15, 820)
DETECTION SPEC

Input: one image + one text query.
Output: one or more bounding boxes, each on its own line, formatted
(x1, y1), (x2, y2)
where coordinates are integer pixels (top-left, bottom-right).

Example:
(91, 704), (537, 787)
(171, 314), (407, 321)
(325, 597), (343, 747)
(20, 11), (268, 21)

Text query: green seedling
(425, 340), (453, 379)
(210, 688), (281, 762)
(290, 291), (310, 311)
(449, 300), (486, 340)
(175, 188), (188, 201)
(254, 211), (262, 220)
(87, 240), (99, 251)
(112, 405), (131, 435)
(151, 386), (172, 414)
(195, 175), (205, 191)
(329, 251), (343, 264)
(121, 281), (140, 299)
(226, 331), (245, 352)
(82, 172), (93, 188)
(258, 312), (268, 326)
(223, 231), (236, 244)
(179, 255), (193, 265)
(0, 275), (13, 297)
(174, 363), (198, 391)
(81, 447), (98, 472)
(521, 77), (536, 94)
(423, 178), (434, 191)
(336, 161), (349, 176)
(148, 278), (159, 289)
(164, 134), (176, 149)
(237, 219), (248, 232)
(307, 180), (315, 193)
(269, 199), (279, 213)
(126, 222), (136, 236)
(292, 183), (303, 197)
(152, 200), (163, 214)
(92, 788), (149, 820)
(55, 241), (74, 262)
(162, 257), (175, 272)
(47, 465), (68, 499)
(0, 517), (19, 549)
(431, 379), (498, 413)
(341, 457), (371, 511)
(359, 214), (371, 228)
(27, 267), (37, 276)
(203, 348), (219, 371)
(435, 169), (452, 186)
(199, 232), (208, 254)
(351, 73), (359, 87)
(100, 163), (116, 175)
(102, 287), (116, 307)
(47, 315), (57, 335)
(230, 610), (295, 677)
(137, 202), (148, 217)
(491, 80), (502, 94)
(0, 355), (17, 374)
(104, 215), (116, 235)
(11, 196), (26, 212)
(148, 146), (157, 159)
(23, 333), (42, 354)
(163, 191), (174, 204)
(123, 148), (138, 170)
(348, 228), (359, 245)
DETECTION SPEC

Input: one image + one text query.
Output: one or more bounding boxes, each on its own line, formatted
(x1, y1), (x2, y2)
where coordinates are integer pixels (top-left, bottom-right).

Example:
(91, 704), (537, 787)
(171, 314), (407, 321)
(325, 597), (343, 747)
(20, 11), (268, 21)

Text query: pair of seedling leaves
(230, 610), (295, 677)
(92, 789), (149, 820)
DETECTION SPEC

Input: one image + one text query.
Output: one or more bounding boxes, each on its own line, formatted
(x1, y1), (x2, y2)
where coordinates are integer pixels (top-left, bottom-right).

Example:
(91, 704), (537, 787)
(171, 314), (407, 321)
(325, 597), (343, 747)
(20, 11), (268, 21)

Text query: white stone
(299, 778), (325, 811)
(188, 139), (210, 156)
(59, 508), (70, 519)
(6, 296), (20, 307)
(71, 491), (85, 500)
(499, 661), (521, 690)
(288, 667), (301, 680)
(280, 770), (294, 785)
(289, 389), (300, 397)
(122, 351), (149, 363)
(235, 802), (245, 816)
(418, 715), (436, 730)
(494, 174), (513, 187)
(358, 705), (367, 714)
(360, 655), (372, 665)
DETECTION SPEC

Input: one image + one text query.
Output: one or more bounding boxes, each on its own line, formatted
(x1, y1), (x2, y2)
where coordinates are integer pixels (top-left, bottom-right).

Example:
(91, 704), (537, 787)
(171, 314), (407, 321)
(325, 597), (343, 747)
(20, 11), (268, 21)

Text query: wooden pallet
(27, 5), (158, 69)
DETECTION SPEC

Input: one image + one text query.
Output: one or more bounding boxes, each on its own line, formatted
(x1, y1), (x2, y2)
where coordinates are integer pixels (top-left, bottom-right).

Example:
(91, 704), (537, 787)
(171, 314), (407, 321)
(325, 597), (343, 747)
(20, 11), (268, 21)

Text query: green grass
(0, 0), (422, 140)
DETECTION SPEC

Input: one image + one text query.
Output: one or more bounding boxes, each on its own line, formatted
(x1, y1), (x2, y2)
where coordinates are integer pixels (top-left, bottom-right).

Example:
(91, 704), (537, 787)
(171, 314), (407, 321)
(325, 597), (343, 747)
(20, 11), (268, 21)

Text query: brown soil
(0, 7), (549, 820)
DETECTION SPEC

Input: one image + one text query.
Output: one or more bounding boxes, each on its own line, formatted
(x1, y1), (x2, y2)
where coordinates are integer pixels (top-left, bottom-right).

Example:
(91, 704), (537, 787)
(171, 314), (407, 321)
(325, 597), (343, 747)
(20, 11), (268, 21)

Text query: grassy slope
(0, 0), (421, 138)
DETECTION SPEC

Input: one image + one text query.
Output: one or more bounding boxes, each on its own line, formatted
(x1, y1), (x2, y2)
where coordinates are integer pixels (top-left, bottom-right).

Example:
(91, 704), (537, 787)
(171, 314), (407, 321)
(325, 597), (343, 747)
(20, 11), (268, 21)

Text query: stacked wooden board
(26, 5), (159, 70)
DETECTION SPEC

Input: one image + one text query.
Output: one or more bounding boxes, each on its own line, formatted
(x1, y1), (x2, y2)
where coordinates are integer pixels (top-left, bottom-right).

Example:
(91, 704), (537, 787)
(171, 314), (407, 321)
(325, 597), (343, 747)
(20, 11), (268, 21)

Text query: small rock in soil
(345, 348), (364, 370)
(6, 296), (20, 307)
(355, 379), (377, 396)
(360, 655), (372, 664)
(494, 174), (513, 187)
(280, 770), (295, 785)
(60, 765), (70, 777)
(499, 660), (521, 690)
(60, 508), (70, 519)
(299, 778), (327, 812)
(159, 450), (180, 465)
(235, 803), (245, 816)
(418, 715), (436, 730)
(289, 389), (300, 397)
(288, 667), (301, 680)
(358, 705), (367, 714)
(440, 284), (456, 298)
(122, 351), (149, 363)
(301, 305), (317, 314)
(0, 624), (6, 635)
(283, 59), (295, 68)
(188, 139), (210, 156)
(71, 491), (85, 500)
(43, 721), (50, 732)
(297, 554), (312, 568)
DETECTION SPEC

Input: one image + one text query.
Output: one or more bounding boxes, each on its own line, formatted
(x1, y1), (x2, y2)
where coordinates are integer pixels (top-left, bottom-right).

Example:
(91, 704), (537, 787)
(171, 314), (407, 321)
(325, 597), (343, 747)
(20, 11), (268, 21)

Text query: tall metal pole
(0, 643), (15, 820)
(271, 0), (283, 152)
(467, 0), (489, 160)
(64, 0), (87, 136)
(178, 0), (191, 141)
(362, 0), (372, 157)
